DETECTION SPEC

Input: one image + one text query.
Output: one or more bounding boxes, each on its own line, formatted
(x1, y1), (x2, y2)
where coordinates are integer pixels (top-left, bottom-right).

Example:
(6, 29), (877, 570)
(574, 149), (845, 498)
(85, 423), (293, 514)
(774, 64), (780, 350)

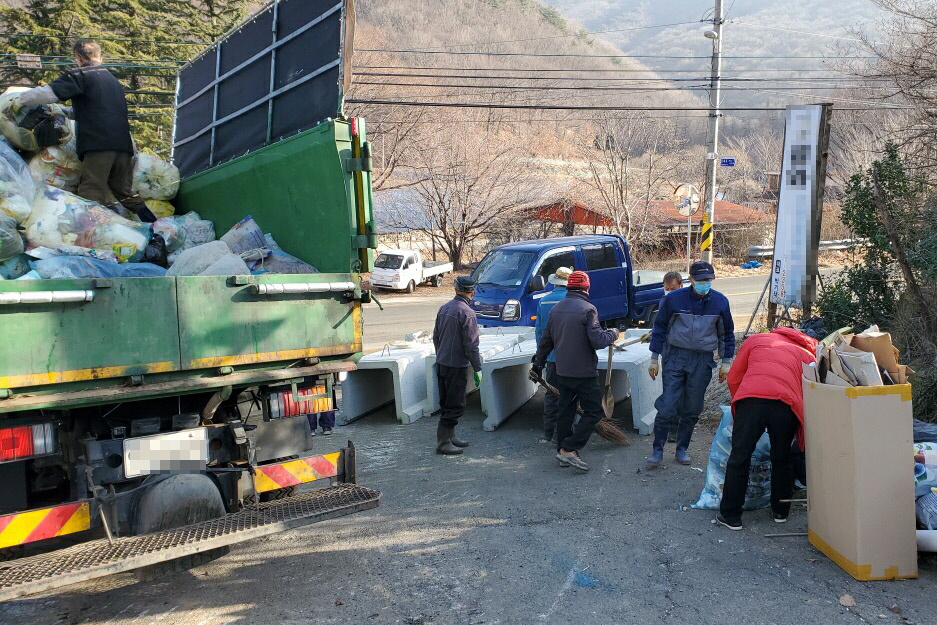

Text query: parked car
(370, 249), (453, 293)
(468, 234), (664, 327)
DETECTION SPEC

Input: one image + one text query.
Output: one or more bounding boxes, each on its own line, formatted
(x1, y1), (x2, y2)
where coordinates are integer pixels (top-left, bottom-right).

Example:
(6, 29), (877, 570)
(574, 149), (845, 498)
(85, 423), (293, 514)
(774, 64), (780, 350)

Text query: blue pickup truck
(469, 234), (666, 328)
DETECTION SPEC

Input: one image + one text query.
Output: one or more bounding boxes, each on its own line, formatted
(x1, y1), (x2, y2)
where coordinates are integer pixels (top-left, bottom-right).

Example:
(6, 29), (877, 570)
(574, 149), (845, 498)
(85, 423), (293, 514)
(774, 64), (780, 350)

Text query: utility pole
(700, 0), (724, 264)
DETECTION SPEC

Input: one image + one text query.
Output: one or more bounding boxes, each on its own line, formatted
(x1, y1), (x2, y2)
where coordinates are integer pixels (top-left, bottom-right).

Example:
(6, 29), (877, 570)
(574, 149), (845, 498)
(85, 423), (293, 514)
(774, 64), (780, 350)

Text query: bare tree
(384, 130), (539, 268)
(581, 113), (683, 248)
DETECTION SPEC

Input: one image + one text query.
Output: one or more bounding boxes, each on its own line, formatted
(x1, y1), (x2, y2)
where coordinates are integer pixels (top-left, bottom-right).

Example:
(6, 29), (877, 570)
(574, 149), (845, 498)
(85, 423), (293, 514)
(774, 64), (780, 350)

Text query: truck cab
(468, 234), (664, 327)
(370, 249), (452, 293)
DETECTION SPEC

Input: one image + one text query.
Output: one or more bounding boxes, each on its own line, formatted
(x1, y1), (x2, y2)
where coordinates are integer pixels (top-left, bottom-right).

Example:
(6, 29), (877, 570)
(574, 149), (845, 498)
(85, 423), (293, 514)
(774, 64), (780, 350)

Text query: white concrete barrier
(479, 338), (539, 431)
(596, 330), (661, 435)
(338, 342), (435, 425)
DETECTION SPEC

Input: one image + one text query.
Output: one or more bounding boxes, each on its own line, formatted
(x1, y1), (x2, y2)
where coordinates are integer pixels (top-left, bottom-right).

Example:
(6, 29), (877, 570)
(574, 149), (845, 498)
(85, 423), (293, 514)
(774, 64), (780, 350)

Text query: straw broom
(529, 370), (631, 446)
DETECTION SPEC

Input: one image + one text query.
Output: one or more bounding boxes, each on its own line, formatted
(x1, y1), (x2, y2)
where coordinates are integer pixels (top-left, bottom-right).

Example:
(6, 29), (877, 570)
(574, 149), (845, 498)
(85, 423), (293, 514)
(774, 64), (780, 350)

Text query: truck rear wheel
(132, 474), (229, 581)
(406, 280), (415, 294)
(433, 274), (444, 287)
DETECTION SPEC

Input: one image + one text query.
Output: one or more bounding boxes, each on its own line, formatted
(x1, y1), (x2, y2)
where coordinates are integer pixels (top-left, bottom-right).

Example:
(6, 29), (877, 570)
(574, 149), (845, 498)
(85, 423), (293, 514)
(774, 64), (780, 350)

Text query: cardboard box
(803, 378), (918, 580)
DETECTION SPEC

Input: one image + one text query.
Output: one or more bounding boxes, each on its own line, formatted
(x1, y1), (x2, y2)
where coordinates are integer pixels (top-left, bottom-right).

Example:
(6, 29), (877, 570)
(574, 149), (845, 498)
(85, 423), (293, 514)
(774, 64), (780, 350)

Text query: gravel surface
(3, 392), (933, 625)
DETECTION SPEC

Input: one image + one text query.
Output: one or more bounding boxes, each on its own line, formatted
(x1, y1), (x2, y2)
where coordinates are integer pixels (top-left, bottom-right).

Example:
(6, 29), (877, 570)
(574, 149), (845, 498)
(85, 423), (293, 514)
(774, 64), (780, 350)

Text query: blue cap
(455, 276), (476, 292)
(689, 261), (715, 280)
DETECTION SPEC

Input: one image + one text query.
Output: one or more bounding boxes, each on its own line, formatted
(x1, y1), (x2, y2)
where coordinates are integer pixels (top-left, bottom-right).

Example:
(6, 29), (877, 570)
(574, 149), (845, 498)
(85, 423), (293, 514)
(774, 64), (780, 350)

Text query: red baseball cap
(566, 270), (590, 291)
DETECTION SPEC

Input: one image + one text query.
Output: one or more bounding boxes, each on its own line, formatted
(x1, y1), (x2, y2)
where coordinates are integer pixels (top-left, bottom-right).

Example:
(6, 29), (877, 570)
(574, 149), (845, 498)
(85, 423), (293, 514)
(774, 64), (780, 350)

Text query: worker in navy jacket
(647, 261), (734, 467)
(533, 266), (572, 442)
(532, 271), (618, 471)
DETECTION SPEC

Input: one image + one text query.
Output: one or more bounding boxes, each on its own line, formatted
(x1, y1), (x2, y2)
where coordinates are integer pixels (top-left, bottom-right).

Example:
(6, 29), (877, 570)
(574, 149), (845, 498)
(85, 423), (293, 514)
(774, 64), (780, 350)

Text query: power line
(0, 32), (207, 45)
(353, 80), (894, 93)
(353, 71), (888, 83)
(353, 65), (855, 74)
(354, 48), (873, 60)
(346, 98), (911, 111)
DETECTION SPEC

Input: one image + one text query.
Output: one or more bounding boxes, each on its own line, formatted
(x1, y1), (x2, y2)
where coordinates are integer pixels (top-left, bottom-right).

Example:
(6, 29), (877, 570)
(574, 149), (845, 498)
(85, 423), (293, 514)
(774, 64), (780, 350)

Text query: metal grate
(0, 484), (380, 601)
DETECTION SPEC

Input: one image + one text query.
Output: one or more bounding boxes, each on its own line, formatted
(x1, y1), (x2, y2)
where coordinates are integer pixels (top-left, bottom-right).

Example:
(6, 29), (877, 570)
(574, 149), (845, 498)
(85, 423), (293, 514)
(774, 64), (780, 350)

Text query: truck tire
(433, 274), (444, 287)
(406, 280), (415, 294)
(645, 306), (659, 328)
(132, 474), (229, 581)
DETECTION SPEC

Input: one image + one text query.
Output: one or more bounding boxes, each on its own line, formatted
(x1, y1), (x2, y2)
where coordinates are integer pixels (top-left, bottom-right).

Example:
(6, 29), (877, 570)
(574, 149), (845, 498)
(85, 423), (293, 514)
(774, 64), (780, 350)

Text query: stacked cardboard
(803, 327), (918, 581)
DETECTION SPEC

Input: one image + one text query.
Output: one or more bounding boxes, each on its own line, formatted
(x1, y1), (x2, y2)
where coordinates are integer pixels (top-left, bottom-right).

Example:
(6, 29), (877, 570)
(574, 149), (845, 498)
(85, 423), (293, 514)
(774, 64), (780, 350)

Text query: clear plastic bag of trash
(918, 491), (937, 530)
(28, 140), (81, 192)
(26, 244), (117, 263)
(32, 256), (166, 279)
(24, 186), (151, 261)
(165, 212), (215, 264)
(152, 217), (186, 253)
(166, 240), (249, 276)
(0, 213), (24, 261)
(0, 253), (30, 279)
(692, 406), (773, 511)
(0, 137), (37, 222)
(0, 88), (74, 152)
(131, 152), (180, 200)
(147, 199), (175, 219)
(250, 233), (319, 274)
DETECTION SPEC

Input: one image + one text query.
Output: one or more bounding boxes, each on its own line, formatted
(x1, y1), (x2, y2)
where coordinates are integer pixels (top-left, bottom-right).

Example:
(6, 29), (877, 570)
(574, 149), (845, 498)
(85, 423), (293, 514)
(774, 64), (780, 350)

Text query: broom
(529, 370), (631, 446)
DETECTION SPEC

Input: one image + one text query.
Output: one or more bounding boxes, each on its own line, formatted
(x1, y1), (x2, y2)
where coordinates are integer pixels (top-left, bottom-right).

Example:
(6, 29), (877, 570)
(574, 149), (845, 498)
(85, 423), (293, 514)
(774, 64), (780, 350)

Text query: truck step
(0, 484), (380, 602)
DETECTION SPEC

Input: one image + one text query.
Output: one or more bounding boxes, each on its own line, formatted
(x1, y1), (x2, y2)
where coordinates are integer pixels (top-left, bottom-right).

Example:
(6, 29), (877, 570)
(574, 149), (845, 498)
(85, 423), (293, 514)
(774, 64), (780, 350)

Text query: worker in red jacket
(715, 327), (818, 530)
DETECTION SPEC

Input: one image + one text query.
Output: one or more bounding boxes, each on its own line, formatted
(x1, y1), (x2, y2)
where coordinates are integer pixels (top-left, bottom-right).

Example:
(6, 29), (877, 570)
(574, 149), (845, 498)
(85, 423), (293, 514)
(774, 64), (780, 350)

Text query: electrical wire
(345, 98), (911, 111)
(354, 48), (874, 60)
(0, 32), (207, 45)
(353, 65), (850, 73)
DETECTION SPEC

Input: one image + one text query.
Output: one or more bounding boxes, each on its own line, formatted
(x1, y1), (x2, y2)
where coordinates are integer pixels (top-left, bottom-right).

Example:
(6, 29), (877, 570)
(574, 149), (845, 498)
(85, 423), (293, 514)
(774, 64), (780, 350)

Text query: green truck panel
(0, 120), (373, 403)
(175, 274), (362, 369)
(0, 278), (182, 389)
(175, 121), (375, 274)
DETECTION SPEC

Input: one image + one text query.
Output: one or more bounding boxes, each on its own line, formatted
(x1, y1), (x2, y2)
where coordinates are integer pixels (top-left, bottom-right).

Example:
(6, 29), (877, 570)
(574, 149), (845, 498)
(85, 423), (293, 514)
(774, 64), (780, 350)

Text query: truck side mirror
(528, 275), (546, 293)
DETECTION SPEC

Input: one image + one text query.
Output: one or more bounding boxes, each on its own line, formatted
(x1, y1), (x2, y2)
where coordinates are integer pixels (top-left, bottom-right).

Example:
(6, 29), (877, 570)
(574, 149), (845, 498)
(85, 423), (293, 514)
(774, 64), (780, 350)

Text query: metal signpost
(673, 184), (701, 274)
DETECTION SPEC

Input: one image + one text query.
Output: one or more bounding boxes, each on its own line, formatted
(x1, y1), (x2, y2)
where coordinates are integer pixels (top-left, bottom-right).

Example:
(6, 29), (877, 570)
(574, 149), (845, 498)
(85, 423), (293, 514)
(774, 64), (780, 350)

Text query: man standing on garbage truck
(534, 266), (572, 444)
(432, 276), (483, 456)
(531, 270), (619, 472)
(647, 261), (734, 467)
(14, 40), (157, 223)
(715, 327), (818, 530)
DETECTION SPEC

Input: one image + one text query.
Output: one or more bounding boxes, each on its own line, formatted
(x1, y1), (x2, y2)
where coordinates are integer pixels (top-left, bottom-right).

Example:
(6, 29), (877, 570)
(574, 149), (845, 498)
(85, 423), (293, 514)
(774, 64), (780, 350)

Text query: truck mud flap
(0, 484), (380, 602)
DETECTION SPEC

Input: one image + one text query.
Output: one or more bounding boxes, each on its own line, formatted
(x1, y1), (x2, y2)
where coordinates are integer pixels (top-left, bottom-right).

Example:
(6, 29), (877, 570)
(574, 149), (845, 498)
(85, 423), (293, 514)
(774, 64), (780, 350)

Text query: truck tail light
(0, 423), (57, 462)
(268, 386), (333, 419)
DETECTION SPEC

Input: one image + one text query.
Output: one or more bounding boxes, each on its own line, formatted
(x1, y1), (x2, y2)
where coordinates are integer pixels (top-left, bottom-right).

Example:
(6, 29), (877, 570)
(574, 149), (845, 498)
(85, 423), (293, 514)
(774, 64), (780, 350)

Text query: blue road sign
(720, 158), (736, 167)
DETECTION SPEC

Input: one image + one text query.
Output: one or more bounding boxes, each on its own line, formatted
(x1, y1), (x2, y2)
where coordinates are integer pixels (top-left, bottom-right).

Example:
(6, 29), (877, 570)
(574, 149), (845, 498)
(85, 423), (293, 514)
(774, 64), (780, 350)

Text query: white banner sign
(770, 105), (825, 307)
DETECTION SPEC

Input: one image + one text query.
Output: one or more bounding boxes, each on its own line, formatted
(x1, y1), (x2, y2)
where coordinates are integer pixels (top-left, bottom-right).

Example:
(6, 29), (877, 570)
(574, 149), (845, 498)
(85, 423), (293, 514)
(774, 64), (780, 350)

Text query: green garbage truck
(0, 0), (379, 600)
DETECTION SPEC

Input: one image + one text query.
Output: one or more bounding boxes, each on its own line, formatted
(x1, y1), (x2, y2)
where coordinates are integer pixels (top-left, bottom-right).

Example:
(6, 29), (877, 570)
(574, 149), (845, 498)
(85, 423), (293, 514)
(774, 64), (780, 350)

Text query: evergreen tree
(0, 0), (251, 157)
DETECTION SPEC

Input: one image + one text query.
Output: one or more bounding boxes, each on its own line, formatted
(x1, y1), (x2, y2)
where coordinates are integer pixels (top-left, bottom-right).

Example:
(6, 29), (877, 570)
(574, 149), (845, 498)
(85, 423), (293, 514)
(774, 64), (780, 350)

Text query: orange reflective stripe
(253, 453), (340, 493)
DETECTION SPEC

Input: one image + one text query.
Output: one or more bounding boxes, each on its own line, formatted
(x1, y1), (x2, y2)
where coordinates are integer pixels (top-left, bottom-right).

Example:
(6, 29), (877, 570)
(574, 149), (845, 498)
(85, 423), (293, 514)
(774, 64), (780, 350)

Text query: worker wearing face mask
(647, 261), (734, 467)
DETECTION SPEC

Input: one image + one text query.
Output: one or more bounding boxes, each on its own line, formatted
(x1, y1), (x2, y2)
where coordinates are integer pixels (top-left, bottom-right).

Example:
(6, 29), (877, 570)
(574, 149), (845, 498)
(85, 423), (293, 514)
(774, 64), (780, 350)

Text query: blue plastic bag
(692, 406), (773, 510)
(33, 256), (167, 279)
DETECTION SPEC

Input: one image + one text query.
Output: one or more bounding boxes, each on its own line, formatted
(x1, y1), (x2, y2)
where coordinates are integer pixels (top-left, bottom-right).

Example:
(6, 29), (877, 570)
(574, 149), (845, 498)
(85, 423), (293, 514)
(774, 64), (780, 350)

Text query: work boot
(449, 426), (469, 448)
(436, 424), (463, 455)
(674, 422), (695, 465)
(647, 424), (668, 467)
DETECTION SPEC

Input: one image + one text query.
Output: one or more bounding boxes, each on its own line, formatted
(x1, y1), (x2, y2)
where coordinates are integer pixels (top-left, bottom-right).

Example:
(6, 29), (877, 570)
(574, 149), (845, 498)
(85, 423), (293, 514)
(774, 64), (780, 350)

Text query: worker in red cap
(531, 270), (619, 471)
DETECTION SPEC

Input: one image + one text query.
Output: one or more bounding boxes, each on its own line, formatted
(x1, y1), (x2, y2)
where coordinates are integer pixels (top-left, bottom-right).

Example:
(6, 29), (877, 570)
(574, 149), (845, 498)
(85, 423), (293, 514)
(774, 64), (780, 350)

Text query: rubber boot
(436, 424), (463, 455)
(647, 424), (667, 466)
(449, 426), (469, 448)
(675, 422), (694, 465)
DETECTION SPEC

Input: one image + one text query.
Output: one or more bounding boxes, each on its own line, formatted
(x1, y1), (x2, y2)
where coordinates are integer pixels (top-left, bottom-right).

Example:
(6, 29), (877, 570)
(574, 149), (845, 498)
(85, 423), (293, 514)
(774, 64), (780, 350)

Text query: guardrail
(748, 239), (863, 258)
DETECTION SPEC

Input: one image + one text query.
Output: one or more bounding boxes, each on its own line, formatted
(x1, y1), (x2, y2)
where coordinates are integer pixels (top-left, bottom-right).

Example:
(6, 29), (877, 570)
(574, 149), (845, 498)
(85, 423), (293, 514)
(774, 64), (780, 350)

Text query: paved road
(5, 397), (932, 625)
(364, 273), (779, 351)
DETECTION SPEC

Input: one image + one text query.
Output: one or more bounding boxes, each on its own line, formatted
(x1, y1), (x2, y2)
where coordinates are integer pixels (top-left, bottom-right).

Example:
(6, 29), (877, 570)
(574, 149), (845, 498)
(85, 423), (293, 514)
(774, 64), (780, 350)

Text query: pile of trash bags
(0, 84), (317, 281)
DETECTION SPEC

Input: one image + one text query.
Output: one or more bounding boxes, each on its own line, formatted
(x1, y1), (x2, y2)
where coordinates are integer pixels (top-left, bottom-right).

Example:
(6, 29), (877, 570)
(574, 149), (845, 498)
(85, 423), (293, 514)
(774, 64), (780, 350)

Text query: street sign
(673, 184), (700, 217)
(720, 157), (736, 167)
(15, 54), (41, 70)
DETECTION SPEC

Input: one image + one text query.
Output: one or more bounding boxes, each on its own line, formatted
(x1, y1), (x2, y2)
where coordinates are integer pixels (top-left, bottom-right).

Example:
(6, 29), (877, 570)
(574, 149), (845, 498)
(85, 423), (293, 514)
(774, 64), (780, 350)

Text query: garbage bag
(166, 240), (235, 276)
(165, 212), (215, 264)
(32, 256), (166, 279)
(914, 419), (937, 443)
(147, 199), (175, 219)
(692, 406), (773, 511)
(918, 491), (937, 530)
(914, 443), (937, 497)
(26, 244), (117, 263)
(131, 152), (180, 200)
(220, 215), (267, 259)
(0, 137), (37, 222)
(0, 253), (30, 279)
(28, 141), (82, 192)
(250, 233), (319, 274)
(141, 232), (168, 268)
(0, 89), (73, 152)
(24, 186), (151, 261)
(200, 253), (251, 276)
(152, 217), (186, 253)
(0, 213), (24, 261)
